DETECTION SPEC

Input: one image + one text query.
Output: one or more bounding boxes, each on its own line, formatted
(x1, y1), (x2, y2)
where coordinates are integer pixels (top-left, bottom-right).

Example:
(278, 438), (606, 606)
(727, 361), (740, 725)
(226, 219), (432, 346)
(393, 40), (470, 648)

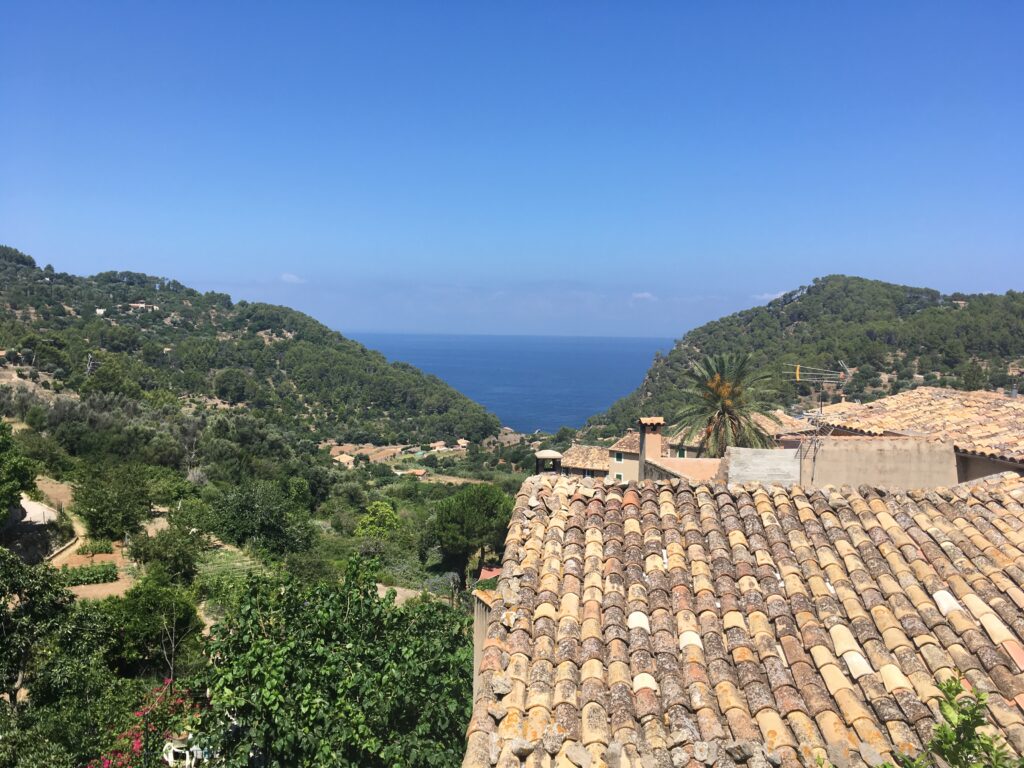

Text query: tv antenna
(784, 361), (852, 478)
(784, 361), (851, 413)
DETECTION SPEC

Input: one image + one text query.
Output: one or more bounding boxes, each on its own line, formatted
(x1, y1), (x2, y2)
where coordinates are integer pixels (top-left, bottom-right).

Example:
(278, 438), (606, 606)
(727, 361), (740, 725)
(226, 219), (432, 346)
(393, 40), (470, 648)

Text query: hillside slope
(590, 275), (1024, 434)
(0, 245), (499, 443)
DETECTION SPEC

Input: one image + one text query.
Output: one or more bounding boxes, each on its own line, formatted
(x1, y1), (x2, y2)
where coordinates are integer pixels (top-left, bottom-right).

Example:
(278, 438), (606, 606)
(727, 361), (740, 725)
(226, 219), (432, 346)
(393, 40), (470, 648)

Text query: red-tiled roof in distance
(821, 387), (1024, 464)
(478, 566), (502, 581)
(463, 472), (1024, 768)
(560, 444), (610, 473)
(609, 430), (641, 454)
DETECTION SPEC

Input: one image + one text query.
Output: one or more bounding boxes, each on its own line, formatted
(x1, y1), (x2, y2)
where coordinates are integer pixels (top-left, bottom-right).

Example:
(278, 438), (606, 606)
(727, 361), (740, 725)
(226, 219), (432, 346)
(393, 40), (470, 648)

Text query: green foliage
(422, 483), (512, 587)
(888, 675), (1024, 768)
(0, 246), (500, 444)
(355, 499), (400, 539)
(60, 562), (119, 585)
(73, 464), (151, 540)
(673, 353), (778, 457)
(110, 571), (203, 680)
(0, 548), (73, 708)
(199, 560), (473, 767)
(0, 421), (36, 511)
(19, 594), (179, 765)
(129, 525), (207, 584)
(213, 479), (314, 555)
(594, 276), (1024, 431)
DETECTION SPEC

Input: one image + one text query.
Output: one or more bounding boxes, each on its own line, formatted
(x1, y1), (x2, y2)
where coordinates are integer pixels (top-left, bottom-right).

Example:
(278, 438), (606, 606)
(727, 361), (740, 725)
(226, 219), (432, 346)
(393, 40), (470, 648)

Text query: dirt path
(376, 583), (423, 605)
(35, 476), (74, 512)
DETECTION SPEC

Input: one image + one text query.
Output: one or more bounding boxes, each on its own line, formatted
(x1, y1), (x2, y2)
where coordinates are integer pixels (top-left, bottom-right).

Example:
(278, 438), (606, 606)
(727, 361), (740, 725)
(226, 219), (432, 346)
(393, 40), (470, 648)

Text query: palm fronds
(672, 353), (779, 458)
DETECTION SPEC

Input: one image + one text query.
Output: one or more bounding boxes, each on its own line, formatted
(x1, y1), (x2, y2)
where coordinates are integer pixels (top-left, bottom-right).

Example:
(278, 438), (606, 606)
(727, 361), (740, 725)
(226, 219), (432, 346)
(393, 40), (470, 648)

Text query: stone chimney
(637, 416), (665, 481)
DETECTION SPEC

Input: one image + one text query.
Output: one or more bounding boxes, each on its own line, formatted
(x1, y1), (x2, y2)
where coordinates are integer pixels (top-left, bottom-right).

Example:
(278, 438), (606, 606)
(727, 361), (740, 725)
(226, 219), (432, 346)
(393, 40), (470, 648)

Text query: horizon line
(343, 329), (680, 342)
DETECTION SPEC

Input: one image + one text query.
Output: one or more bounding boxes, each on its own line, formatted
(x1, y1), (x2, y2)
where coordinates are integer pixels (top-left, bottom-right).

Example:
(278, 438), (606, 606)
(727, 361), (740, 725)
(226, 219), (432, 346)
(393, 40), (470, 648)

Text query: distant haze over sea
(348, 333), (675, 434)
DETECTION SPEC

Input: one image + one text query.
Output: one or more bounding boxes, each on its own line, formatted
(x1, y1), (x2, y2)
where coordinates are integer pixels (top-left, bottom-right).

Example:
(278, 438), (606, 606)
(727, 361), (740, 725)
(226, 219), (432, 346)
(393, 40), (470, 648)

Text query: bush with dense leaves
(198, 560), (472, 767)
(0, 421), (35, 512)
(73, 464), (151, 540)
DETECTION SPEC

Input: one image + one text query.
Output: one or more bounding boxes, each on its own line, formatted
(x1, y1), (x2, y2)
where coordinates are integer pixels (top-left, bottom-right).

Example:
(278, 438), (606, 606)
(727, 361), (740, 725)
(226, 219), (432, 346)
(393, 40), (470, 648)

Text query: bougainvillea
(88, 681), (200, 768)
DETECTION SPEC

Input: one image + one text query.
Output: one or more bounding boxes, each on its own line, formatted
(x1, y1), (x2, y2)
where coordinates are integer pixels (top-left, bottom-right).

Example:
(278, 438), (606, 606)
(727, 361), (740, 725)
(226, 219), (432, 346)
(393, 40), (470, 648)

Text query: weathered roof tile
(463, 472), (1024, 767)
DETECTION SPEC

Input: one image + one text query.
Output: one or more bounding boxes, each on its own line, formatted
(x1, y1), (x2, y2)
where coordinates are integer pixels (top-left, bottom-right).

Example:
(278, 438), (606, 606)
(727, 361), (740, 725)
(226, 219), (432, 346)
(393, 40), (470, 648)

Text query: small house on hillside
(332, 452), (355, 469)
(560, 444), (609, 479)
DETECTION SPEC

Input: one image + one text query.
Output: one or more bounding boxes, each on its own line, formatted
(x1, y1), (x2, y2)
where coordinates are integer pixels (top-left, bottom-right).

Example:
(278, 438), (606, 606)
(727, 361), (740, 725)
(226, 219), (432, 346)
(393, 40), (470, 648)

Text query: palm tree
(673, 353), (780, 458)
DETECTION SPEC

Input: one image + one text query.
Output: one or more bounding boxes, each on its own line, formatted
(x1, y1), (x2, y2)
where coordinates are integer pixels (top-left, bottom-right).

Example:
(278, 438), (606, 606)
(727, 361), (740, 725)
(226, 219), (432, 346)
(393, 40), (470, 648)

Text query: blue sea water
(349, 333), (675, 434)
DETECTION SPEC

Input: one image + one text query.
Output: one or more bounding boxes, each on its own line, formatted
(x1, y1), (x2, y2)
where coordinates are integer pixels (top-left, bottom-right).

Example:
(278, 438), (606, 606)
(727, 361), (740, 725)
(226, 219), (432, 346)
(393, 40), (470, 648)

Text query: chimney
(637, 416), (665, 481)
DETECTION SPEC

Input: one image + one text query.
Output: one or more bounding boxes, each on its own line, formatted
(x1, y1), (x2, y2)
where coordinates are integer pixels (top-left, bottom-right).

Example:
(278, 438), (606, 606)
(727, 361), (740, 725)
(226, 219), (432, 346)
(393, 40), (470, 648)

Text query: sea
(349, 333), (675, 434)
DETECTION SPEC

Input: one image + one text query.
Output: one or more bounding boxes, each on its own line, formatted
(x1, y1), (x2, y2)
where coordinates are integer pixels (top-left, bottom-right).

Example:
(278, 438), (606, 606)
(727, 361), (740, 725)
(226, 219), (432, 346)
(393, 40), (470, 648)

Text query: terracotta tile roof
(821, 387), (1024, 464)
(610, 431), (642, 454)
(756, 410), (816, 437)
(646, 456), (723, 482)
(561, 444), (610, 473)
(463, 472), (1024, 768)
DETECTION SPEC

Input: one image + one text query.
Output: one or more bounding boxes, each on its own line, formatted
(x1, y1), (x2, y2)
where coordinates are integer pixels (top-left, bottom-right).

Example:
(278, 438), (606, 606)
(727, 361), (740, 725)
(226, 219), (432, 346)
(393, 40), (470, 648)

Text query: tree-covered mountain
(0, 244), (499, 444)
(590, 275), (1024, 434)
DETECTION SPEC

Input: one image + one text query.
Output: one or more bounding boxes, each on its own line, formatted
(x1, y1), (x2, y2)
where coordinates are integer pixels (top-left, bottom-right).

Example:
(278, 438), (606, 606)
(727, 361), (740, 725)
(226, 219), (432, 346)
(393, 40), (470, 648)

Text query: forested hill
(0, 244), (499, 443)
(590, 275), (1024, 434)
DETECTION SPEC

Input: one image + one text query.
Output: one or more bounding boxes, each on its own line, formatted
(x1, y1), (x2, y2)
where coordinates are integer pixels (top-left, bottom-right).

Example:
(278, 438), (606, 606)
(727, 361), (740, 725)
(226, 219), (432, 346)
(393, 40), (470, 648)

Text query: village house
(465, 471), (1024, 768)
(323, 441), (407, 465)
(562, 411), (812, 486)
(332, 452), (355, 469)
(817, 386), (1024, 482)
(560, 444), (609, 479)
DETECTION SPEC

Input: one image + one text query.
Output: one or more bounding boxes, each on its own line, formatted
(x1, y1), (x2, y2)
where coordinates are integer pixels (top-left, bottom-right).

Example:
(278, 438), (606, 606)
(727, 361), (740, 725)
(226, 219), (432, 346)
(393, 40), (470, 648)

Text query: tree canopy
(592, 275), (1024, 432)
(73, 464), (152, 540)
(0, 244), (500, 444)
(0, 422), (35, 512)
(422, 483), (512, 587)
(199, 561), (472, 767)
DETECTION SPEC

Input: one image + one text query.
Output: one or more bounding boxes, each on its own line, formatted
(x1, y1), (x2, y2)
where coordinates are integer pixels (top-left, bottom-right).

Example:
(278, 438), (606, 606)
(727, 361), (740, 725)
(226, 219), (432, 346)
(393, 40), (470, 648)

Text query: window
(614, 473), (623, 481)
(677, 448), (687, 458)
(584, 469), (593, 478)
(614, 452), (623, 463)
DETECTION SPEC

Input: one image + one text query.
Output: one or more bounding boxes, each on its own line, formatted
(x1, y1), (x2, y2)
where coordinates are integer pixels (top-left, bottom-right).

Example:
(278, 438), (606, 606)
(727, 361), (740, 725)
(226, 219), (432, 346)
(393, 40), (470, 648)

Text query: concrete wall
(726, 448), (800, 485)
(956, 454), (1024, 483)
(646, 457), (722, 483)
(800, 437), (957, 488)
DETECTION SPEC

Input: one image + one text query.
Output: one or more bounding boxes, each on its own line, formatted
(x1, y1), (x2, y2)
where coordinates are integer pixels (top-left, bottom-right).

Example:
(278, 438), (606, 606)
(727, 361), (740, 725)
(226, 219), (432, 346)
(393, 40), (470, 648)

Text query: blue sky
(2, 3), (1022, 337)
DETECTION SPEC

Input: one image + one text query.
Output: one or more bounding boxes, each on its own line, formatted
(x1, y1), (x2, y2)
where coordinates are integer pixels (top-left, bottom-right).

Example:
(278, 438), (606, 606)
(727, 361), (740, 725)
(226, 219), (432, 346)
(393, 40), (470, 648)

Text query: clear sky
(2, 3), (1022, 337)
